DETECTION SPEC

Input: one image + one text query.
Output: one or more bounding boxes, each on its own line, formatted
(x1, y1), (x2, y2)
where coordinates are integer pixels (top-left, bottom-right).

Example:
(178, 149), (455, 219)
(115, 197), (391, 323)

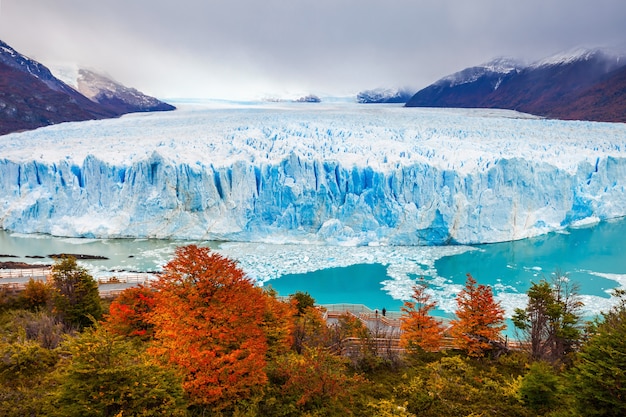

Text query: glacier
(1, 101), (626, 246)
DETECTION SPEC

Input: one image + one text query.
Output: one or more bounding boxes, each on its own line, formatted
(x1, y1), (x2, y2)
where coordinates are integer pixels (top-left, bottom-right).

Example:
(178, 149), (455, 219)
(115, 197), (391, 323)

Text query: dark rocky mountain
(356, 88), (414, 104)
(0, 40), (174, 136)
(404, 57), (524, 107)
(406, 49), (626, 123)
(545, 64), (626, 122)
(0, 61), (108, 135)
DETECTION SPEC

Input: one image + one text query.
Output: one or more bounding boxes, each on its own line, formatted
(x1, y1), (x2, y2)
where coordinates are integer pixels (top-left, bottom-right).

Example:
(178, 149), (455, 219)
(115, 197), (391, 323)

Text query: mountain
(55, 67), (175, 115)
(404, 58), (524, 107)
(0, 40), (118, 135)
(356, 88), (414, 104)
(0, 40), (174, 136)
(405, 49), (626, 123)
(547, 64), (626, 122)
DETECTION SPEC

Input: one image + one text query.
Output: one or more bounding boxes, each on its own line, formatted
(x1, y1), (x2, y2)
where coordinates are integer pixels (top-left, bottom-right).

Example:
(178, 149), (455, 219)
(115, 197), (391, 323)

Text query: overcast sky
(1, 0), (625, 100)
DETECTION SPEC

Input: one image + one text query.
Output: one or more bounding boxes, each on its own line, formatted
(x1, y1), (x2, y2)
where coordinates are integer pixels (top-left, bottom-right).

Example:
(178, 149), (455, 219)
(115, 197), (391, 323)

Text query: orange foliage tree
(449, 274), (506, 357)
(104, 284), (155, 340)
(147, 245), (272, 411)
(400, 282), (445, 353)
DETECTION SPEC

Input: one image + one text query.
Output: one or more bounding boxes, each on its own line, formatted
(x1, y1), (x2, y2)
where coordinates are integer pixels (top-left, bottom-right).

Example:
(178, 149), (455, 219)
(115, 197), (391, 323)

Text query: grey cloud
(1, 0), (625, 98)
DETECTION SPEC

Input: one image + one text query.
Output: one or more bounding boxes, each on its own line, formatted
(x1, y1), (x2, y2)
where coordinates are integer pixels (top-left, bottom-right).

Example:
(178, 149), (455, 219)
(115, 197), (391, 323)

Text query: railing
(97, 273), (159, 298)
(0, 268), (157, 297)
(97, 273), (158, 285)
(321, 303), (403, 319)
(0, 267), (51, 280)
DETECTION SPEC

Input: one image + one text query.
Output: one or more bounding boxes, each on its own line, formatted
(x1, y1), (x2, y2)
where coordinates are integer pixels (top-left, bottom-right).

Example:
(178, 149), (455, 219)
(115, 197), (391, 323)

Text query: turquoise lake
(263, 218), (626, 318)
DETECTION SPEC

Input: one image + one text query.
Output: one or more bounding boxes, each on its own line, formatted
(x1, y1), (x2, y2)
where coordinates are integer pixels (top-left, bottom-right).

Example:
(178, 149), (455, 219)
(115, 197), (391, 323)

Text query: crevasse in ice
(1, 102), (625, 245)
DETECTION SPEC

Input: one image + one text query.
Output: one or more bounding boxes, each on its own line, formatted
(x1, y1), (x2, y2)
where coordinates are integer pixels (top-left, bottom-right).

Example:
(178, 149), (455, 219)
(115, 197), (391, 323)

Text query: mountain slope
(405, 58), (524, 108)
(406, 49), (626, 122)
(73, 69), (175, 115)
(0, 40), (174, 135)
(547, 64), (626, 122)
(0, 40), (123, 136)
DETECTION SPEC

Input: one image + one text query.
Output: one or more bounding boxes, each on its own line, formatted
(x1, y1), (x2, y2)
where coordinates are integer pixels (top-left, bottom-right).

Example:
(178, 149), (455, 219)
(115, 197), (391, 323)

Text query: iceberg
(1, 102), (625, 246)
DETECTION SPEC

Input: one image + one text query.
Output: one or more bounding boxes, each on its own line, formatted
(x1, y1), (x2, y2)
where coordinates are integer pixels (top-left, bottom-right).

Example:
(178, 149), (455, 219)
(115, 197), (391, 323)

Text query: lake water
(267, 218), (626, 319)
(1, 217), (625, 320)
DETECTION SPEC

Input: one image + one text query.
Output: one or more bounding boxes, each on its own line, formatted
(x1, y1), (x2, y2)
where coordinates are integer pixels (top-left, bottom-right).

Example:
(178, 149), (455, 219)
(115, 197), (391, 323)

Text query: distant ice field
(1, 101), (626, 245)
(2, 101), (623, 173)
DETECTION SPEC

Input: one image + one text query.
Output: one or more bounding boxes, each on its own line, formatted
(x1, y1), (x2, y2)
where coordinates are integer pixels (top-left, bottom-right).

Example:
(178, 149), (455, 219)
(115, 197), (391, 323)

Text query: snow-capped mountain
(54, 67), (175, 115)
(356, 88), (414, 104)
(0, 40), (175, 136)
(406, 48), (626, 122)
(1, 103), (625, 246)
(1, 40), (80, 96)
(439, 57), (524, 88)
(404, 58), (524, 108)
(0, 40), (117, 135)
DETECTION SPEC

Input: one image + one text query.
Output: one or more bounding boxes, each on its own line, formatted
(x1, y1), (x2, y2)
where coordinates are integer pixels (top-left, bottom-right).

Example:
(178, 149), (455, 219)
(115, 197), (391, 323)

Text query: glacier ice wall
(1, 103), (625, 245)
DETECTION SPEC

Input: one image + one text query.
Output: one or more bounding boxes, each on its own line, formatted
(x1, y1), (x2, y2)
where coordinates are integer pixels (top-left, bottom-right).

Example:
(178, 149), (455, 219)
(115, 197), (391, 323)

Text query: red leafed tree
(105, 284), (155, 340)
(148, 245), (270, 411)
(400, 282), (445, 353)
(449, 274), (506, 357)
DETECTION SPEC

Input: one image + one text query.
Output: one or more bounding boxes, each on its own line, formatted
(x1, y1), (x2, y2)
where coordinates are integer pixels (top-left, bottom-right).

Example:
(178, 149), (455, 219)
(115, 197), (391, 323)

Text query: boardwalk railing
(97, 273), (159, 298)
(0, 268), (158, 297)
(97, 273), (158, 285)
(321, 303), (403, 319)
(0, 268), (51, 280)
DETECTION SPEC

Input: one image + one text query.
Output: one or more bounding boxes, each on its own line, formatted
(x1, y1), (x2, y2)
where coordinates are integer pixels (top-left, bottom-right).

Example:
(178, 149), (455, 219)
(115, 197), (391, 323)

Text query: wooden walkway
(322, 303), (523, 356)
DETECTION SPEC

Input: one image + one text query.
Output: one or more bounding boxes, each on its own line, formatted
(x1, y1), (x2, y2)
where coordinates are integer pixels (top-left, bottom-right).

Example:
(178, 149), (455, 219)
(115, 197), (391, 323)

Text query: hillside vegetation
(1, 245), (624, 416)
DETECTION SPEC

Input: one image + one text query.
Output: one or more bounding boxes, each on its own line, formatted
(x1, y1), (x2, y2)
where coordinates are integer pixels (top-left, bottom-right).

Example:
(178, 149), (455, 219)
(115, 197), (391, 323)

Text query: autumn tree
(449, 274), (506, 357)
(19, 278), (53, 311)
(400, 282), (444, 354)
(49, 256), (102, 329)
(148, 245), (271, 412)
(512, 272), (583, 363)
(104, 284), (155, 340)
(326, 311), (382, 369)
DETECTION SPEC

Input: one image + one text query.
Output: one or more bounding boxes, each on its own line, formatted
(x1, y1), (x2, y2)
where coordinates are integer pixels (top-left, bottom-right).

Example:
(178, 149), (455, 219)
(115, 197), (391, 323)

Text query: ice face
(1, 102), (625, 245)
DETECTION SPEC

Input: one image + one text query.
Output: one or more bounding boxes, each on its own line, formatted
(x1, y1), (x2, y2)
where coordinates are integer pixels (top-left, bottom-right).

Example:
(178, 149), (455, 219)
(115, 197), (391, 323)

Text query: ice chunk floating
(1, 102), (626, 245)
